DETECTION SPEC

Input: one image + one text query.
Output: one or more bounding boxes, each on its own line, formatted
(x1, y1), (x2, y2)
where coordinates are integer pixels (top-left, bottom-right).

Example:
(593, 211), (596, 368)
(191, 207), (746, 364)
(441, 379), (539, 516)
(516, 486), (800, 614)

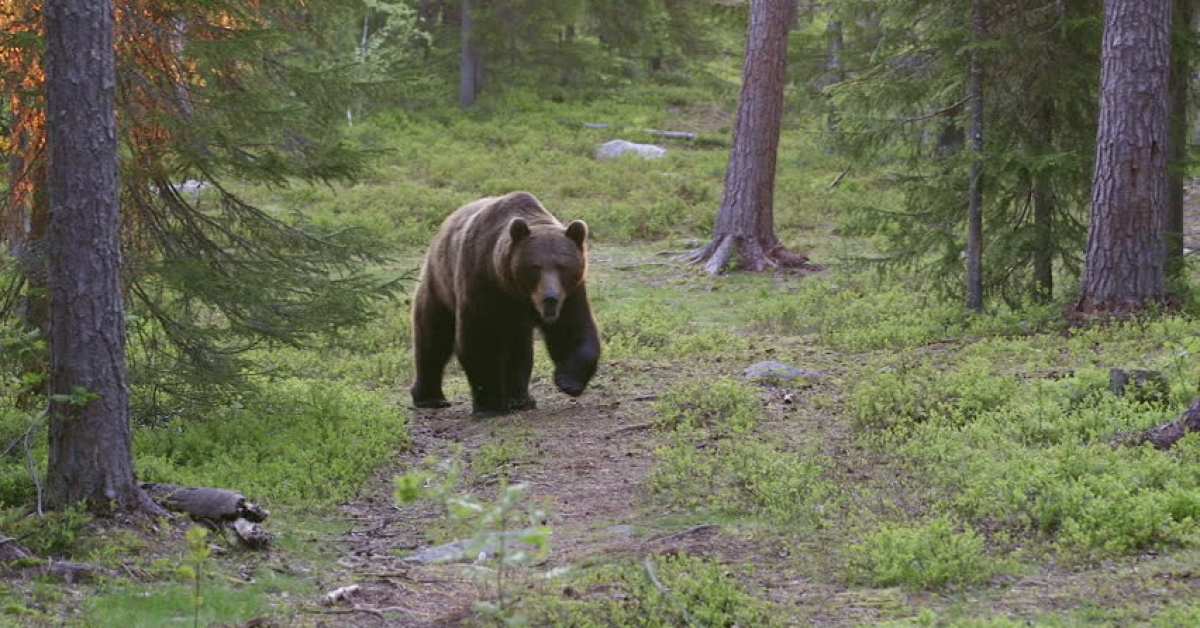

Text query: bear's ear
(565, 220), (588, 248)
(509, 218), (531, 242)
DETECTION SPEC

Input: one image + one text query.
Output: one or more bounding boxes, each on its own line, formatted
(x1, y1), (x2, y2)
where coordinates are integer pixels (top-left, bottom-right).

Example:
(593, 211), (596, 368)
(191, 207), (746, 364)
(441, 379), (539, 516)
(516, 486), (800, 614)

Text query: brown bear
(410, 192), (600, 417)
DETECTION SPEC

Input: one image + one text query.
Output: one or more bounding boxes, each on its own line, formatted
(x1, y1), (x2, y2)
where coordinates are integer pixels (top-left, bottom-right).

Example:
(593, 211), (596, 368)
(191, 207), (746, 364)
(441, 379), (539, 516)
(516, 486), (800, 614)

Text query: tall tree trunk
(1165, 0), (1194, 280)
(681, 0), (806, 274)
(823, 19), (844, 150)
(965, 0), (984, 312)
(1031, 46), (1056, 303)
(1077, 0), (1172, 314)
(1032, 160), (1055, 302)
(458, 0), (477, 107)
(43, 0), (154, 514)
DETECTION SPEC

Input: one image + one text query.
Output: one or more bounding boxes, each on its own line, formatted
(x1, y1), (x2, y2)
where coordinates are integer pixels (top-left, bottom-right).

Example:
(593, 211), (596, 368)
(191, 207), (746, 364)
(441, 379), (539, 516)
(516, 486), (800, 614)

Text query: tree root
(678, 234), (811, 275)
(1111, 396), (1200, 450)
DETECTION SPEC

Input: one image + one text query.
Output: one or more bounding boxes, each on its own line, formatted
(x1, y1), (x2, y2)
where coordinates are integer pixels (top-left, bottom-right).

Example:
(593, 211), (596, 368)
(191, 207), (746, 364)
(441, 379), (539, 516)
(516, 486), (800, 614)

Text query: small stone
(595, 139), (667, 160)
(401, 540), (471, 564)
(743, 361), (820, 384)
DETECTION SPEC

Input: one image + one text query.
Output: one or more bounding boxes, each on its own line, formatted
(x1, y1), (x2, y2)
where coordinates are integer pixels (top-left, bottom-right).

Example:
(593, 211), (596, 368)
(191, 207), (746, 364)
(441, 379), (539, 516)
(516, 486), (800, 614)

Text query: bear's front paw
(554, 372), (587, 397)
(507, 396), (538, 411)
(473, 406), (514, 419)
(413, 397), (452, 409)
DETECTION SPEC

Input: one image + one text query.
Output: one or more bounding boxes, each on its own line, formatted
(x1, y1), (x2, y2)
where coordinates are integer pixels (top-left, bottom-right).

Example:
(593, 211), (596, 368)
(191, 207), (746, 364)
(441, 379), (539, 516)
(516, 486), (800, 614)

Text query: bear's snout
(540, 295), (561, 324)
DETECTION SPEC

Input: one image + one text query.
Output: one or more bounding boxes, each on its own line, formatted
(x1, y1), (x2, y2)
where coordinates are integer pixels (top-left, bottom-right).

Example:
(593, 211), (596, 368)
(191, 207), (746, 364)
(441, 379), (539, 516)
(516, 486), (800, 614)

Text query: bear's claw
(413, 398), (452, 409)
(554, 373), (586, 397)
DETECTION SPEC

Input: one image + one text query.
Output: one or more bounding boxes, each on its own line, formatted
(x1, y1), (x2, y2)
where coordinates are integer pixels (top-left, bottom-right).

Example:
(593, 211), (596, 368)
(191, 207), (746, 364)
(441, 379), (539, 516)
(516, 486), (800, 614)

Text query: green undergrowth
(136, 377), (408, 505)
(647, 379), (836, 526)
(747, 272), (1063, 352)
(847, 517), (1014, 589)
(526, 553), (780, 627)
(846, 318), (1200, 560)
(872, 602), (1200, 628)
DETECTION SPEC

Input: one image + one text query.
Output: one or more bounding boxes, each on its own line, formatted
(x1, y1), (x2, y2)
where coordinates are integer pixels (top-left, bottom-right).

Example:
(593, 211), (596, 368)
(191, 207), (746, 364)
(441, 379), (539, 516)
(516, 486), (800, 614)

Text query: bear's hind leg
(457, 323), (511, 418)
(411, 290), (454, 409)
(504, 326), (536, 411)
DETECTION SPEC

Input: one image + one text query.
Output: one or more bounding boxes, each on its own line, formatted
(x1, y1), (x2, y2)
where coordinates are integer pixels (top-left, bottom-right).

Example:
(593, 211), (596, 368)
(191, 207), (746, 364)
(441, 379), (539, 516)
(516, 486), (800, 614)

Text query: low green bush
(136, 378), (407, 505)
(848, 518), (1005, 589)
(528, 554), (779, 627)
(647, 379), (835, 524)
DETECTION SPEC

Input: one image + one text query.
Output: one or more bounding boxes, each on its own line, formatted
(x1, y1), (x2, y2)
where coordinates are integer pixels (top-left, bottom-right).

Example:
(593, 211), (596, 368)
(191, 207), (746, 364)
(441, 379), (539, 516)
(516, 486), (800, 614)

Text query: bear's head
(506, 218), (587, 325)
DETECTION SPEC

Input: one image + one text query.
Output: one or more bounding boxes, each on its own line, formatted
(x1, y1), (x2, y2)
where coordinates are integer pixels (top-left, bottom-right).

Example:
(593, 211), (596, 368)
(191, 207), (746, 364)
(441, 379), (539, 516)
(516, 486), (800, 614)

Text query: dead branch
(828, 168), (851, 188)
(1112, 396), (1200, 450)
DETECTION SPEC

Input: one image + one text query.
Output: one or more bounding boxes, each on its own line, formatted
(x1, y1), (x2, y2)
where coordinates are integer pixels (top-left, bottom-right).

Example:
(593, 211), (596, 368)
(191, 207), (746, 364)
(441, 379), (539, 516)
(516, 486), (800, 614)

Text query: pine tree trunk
(1031, 59), (1055, 302)
(43, 0), (154, 514)
(1032, 165), (1054, 302)
(458, 0), (477, 107)
(965, 0), (984, 312)
(682, 0), (806, 274)
(1165, 0), (1194, 280)
(1078, 0), (1172, 314)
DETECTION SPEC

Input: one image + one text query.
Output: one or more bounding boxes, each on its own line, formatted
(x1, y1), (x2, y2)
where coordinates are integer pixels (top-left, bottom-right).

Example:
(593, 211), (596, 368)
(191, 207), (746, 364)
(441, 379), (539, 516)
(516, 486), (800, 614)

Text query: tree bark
(681, 0), (807, 274)
(1077, 0), (1173, 314)
(965, 0), (985, 312)
(458, 0), (477, 107)
(42, 0), (156, 515)
(824, 19), (844, 144)
(1031, 57), (1055, 302)
(1165, 0), (1194, 280)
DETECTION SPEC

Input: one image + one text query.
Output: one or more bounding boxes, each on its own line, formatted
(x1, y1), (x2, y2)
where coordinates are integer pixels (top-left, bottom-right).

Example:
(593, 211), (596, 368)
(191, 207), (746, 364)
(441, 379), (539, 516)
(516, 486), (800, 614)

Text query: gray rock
(401, 539), (472, 564)
(743, 361), (821, 384)
(595, 139), (667, 160)
(401, 532), (538, 565)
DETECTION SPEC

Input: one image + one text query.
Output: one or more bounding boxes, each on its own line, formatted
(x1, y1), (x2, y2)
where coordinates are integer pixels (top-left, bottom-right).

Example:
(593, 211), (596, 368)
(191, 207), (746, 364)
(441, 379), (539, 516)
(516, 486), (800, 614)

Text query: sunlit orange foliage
(1, 0), (274, 252)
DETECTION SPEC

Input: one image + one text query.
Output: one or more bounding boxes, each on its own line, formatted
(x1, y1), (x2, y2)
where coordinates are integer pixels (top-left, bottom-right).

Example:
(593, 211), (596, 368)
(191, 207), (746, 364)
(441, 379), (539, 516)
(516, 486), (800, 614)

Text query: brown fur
(410, 192), (600, 416)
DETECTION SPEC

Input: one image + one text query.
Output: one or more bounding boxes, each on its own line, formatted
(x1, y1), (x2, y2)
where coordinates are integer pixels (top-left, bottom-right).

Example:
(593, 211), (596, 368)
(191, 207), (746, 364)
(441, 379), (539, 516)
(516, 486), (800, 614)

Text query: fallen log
(1112, 396), (1200, 451)
(141, 482), (268, 522)
(141, 482), (272, 549)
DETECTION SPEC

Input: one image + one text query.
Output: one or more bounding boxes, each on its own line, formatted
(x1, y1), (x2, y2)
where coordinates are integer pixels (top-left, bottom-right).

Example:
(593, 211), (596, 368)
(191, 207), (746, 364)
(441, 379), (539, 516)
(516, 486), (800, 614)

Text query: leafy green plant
(395, 464), (552, 624)
(177, 526), (211, 628)
(848, 518), (1006, 589)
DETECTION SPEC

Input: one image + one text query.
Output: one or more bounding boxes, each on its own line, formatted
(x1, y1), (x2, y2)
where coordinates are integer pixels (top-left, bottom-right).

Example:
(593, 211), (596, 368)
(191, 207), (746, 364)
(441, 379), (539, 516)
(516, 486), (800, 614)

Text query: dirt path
(324, 362), (672, 626)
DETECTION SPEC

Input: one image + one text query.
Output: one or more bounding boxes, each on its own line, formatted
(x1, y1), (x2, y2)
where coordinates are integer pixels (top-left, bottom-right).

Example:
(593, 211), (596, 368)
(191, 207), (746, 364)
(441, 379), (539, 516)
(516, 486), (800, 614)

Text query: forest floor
(293, 247), (1200, 627)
